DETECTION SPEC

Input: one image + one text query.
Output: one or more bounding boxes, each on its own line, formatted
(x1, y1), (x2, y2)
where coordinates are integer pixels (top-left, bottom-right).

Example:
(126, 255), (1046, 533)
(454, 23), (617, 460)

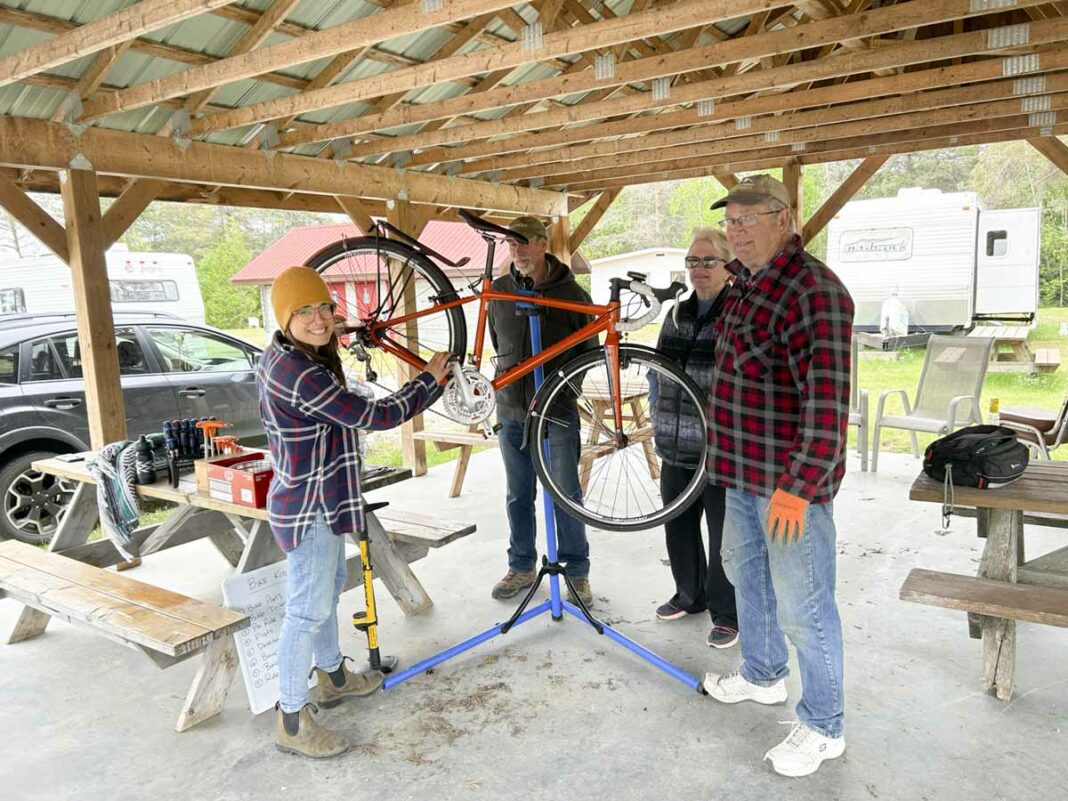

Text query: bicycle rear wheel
(305, 236), (467, 390)
(529, 345), (708, 532)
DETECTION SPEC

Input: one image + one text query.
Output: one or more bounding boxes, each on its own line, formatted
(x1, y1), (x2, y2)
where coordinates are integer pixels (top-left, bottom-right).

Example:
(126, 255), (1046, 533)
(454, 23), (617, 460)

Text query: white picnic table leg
(7, 482), (97, 643)
(365, 512), (433, 616)
(975, 507), (1022, 700)
(175, 633), (240, 732)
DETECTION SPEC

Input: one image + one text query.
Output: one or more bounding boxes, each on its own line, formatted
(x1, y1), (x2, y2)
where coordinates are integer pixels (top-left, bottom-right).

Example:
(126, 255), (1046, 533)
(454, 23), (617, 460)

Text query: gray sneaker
(567, 577), (593, 607)
(491, 569), (537, 600)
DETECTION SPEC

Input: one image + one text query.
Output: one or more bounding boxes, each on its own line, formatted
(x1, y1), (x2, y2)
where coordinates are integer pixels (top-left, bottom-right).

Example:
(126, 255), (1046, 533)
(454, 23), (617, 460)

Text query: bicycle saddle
(458, 209), (527, 244)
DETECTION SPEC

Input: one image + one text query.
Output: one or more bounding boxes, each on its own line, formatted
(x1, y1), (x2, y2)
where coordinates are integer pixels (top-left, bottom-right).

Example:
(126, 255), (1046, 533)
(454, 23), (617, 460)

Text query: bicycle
(305, 210), (708, 532)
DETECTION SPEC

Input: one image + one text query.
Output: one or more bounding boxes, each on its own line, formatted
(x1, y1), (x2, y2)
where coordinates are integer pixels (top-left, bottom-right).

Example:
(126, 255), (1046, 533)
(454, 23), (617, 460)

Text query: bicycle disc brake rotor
(441, 367), (495, 425)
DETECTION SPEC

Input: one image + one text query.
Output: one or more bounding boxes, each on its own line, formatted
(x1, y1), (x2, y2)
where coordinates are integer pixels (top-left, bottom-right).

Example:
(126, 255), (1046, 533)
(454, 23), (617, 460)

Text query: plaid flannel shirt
(257, 333), (438, 551)
(707, 234), (854, 504)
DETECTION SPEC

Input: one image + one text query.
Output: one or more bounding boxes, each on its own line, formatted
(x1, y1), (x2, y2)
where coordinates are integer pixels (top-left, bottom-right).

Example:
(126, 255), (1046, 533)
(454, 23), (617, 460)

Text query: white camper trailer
(0, 248), (205, 324)
(826, 188), (1040, 333)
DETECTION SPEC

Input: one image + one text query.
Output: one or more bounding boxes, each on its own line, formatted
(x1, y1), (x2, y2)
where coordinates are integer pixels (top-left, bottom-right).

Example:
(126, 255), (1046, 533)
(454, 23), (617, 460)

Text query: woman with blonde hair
(650, 228), (740, 647)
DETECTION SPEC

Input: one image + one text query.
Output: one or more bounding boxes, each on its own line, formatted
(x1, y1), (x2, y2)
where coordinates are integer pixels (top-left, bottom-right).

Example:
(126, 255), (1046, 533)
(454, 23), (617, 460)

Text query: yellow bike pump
(352, 501), (399, 673)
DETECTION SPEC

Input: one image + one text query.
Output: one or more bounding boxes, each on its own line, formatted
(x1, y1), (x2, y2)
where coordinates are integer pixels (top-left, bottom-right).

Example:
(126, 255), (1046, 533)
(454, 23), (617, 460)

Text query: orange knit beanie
(271, 266), (333, 332)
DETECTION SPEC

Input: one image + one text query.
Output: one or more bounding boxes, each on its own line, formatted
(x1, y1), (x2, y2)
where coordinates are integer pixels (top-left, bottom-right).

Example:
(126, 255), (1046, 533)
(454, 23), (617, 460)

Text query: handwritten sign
(221, 562), (314, 714)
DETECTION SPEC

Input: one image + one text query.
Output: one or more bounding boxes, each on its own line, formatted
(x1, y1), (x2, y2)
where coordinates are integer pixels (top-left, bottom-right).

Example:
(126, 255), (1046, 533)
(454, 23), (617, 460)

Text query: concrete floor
(2, 449), (1066, 801)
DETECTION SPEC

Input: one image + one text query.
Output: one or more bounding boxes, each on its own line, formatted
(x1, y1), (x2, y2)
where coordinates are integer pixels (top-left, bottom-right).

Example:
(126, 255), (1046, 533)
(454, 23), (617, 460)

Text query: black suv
(0, 312), (265, 544)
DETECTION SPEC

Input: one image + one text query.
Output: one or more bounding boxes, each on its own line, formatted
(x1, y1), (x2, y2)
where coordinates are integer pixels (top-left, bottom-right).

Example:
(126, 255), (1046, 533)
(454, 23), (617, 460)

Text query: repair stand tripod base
(381, 295), (704, 696)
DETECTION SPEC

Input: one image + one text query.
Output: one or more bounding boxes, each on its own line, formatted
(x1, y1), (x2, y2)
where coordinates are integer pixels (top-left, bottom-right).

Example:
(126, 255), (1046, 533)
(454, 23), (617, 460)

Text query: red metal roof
(230, 220), (513, 285)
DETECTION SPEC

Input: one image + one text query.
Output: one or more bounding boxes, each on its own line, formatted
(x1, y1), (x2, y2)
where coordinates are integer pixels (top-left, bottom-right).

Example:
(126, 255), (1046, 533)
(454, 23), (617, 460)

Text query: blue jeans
(277, 511), (346, 713)
(498, 414), (589, 579)
(721, 489), (844, 738)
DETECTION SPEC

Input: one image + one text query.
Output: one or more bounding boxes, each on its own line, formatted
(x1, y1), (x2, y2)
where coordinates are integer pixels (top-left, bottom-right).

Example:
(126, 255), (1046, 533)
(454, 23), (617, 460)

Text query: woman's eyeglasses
(293, 302), (337, 321)
(684, 256), (726, 270)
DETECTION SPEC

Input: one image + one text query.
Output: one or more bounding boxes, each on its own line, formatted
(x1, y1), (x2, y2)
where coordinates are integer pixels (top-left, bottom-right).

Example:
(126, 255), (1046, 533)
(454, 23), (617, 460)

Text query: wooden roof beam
(570, 121), (1068, 193)
(334, 1), (1064, 159)
(418, 45), (1068, 169)
(0, 118), (567, 217)
(0, 0), (237, 88)
(470, 74), (1068, 179)
(188, 0), (770, 138)
(550, 116), (1068, 192)
(78, 0), (527, 122)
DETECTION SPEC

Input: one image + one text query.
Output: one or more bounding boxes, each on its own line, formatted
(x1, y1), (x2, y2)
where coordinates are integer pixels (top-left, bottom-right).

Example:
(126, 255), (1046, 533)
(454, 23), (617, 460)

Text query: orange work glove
(767, 489), (809, 544)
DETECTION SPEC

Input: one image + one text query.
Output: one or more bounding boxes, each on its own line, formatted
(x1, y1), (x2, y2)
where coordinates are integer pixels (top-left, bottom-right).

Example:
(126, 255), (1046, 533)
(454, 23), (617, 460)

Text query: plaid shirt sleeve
(291, 365), (438, 430)
(776, 282), (854, 501)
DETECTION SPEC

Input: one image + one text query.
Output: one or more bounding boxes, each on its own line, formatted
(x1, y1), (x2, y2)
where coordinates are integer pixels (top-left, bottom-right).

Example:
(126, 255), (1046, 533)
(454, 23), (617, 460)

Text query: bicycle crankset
(441, 365), (495, 425)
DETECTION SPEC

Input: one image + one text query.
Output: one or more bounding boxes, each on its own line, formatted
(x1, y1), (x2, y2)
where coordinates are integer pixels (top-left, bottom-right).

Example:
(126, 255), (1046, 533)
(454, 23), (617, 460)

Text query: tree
(196, 224), (260, 329)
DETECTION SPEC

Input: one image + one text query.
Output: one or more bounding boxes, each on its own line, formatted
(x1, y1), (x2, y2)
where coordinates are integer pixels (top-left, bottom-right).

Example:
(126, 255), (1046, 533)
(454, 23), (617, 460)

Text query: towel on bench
(86, 441), (141, 560)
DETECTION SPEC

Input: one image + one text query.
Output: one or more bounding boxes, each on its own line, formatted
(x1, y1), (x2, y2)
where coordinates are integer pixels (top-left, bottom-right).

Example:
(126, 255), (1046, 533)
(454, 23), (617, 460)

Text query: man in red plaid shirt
(700, 175), (854, 778)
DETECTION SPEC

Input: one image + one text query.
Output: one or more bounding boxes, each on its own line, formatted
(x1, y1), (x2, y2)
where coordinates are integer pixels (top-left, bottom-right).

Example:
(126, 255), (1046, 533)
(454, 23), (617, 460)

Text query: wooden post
(975, 507), (1022, 700)
(782, 157), (803, 232)
(60, 168), (127, 448)
(386, 200), (433, 476)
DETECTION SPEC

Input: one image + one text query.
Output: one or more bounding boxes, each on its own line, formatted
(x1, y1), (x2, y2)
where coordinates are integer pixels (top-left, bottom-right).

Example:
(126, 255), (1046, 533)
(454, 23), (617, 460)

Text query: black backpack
(923, 425), (1029, 489)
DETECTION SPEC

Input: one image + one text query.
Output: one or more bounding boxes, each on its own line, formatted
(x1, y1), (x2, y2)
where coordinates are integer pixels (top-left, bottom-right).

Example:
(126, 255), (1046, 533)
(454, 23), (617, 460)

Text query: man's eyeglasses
(293, 302), (336, 321)
(718, 209), (783, 229)
(684, 256), (726, 270)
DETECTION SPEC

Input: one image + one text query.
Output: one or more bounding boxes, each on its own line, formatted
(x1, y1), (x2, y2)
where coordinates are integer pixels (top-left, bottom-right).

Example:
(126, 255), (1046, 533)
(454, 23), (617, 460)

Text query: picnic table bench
(0, 453), (476, 729)
(905, 462), (1068, 700)
(968, 325), (1060, 373)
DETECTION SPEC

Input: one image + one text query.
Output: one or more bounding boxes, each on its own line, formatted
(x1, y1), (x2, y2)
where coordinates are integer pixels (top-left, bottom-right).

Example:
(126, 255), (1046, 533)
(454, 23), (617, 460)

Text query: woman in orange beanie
(258, 266), (451, 759)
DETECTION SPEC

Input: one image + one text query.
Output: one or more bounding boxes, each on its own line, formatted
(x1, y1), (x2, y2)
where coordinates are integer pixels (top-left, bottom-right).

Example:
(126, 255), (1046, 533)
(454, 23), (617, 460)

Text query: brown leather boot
(313, 658), (385, 708)
(275, 705), (349, 759)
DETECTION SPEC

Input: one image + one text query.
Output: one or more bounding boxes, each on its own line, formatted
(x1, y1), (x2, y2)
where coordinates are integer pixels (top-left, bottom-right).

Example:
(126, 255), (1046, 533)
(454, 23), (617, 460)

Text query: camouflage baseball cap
(507, 216), (548, 242)
(710, 174), (790, 210)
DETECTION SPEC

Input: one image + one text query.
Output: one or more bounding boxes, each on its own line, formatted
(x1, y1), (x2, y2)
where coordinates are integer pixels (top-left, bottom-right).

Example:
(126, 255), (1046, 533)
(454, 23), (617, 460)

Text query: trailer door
(975, 208), (1041, 318)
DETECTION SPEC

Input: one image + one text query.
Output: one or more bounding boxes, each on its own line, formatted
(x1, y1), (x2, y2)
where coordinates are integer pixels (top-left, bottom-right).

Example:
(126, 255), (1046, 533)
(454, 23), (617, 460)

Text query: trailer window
(0, 346), (17, 384)
(986, 230), (1008, 257)
(0, 287), (25, 314)
(110, 280), (179, 303)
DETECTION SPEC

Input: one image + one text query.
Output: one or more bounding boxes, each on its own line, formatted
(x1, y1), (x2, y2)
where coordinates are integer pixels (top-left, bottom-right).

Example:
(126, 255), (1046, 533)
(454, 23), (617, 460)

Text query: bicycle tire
(529, 344), (708, 532)
(305, 236), (467, 387)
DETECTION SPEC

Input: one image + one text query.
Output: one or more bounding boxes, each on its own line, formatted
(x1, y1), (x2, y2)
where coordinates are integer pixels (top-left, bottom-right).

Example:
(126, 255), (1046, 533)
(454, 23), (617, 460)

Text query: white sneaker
(703, 670), (788, 705)
(764, 721), (845, 777)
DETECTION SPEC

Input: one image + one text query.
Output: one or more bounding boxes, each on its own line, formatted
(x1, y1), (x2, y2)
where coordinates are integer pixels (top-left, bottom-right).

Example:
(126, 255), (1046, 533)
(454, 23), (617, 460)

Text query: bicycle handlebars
(614, 280), (687, 332)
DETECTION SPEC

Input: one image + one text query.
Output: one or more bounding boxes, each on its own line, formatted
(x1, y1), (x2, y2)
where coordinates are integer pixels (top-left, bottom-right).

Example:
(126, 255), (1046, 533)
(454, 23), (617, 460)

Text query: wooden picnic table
(907, 462), (1068, 699)
(577, 376), (658, 492)
(968, 325), (1060, 373)
(1, 453), (475, 729)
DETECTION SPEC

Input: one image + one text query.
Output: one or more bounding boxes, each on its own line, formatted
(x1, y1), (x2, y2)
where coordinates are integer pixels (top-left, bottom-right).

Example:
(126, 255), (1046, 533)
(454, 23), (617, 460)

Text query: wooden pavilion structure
(0, 0), (1066, 472)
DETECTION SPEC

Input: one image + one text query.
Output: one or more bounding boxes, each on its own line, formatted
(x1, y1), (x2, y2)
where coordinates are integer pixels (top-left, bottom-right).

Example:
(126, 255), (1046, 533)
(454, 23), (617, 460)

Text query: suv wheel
(0, 451), (77, 546)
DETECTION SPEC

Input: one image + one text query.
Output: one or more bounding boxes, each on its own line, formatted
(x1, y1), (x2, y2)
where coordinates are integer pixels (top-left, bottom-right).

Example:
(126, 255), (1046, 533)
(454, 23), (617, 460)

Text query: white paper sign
(221, 561), (314, 715)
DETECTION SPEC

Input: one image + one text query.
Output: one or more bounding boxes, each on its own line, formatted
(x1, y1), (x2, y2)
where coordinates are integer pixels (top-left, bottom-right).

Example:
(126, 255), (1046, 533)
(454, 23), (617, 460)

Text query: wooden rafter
(48, 41), (133, 123)
(335, 10), (1068, 159)
(187, 0), (762, 138)
(482, 87), (1068, 183)
(0, 118), (567, 217)
(78, 0), (531, 122)
(0, 0), (237, 88)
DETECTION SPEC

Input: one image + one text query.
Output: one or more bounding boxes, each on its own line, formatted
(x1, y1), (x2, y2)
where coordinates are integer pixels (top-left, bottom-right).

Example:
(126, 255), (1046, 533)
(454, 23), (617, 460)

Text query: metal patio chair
(849, 334), (869, 472)
(871, 334), (994, 472)
(1000, 392), (1068, 460)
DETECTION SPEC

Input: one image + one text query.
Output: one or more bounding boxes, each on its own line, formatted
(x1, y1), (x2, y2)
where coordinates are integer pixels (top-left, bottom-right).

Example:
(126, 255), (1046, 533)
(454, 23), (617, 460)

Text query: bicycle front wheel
(529, 345), (708, 532)
(305, 236), (467, 390)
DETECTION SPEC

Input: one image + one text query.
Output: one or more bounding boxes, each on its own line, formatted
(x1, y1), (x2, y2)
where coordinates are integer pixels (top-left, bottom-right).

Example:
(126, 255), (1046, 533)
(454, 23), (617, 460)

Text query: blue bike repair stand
(382, 295), (704, 694)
